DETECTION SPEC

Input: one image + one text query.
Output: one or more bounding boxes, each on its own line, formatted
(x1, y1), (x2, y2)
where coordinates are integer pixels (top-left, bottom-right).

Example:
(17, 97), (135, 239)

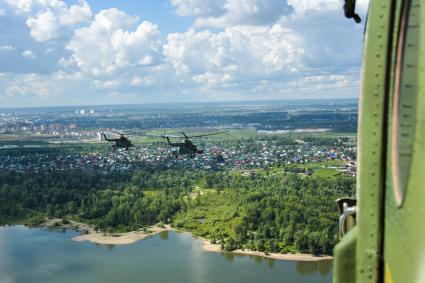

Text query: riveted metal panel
(356, 0), (395, 282)
(333, 227), (357, 283)
(383, 0), (425, 282)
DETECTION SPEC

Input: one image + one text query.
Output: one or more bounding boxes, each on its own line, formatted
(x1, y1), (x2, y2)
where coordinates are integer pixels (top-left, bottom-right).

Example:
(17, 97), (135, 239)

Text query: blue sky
(85, 1), (195, 34)
(0, 0), (369, 107)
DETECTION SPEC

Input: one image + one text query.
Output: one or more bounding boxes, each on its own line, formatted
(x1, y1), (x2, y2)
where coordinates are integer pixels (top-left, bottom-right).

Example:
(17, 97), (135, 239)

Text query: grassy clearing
(312, 168), (341, 179)
(173, 189), (243, 239)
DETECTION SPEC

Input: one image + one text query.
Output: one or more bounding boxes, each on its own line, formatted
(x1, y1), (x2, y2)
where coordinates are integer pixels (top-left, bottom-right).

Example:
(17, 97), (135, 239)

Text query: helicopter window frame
(391, 0), (419, 207)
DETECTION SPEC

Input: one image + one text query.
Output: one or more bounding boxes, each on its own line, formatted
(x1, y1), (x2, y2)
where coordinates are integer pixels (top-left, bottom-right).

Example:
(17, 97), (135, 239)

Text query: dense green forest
(0, 164), (354, 255)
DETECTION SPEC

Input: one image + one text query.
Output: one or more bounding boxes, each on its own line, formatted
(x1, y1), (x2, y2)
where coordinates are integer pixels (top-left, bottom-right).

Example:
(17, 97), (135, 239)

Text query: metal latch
(336, 197), (357, 238)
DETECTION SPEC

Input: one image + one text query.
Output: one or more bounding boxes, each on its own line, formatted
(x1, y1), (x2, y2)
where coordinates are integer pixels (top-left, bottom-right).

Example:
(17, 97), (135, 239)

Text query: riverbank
(199, 236), (332, 262)
(0, 225), (333, 283)
(40, 218), (332, 261)
(73, 225), (173, 245)
(38, 218), (173, 245)
(41, 218), (175, 245)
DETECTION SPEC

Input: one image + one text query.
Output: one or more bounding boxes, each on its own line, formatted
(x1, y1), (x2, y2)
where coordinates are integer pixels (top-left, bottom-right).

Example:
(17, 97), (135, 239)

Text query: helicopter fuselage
(103, 134), (133, 150)
(166, 137), (203, 157)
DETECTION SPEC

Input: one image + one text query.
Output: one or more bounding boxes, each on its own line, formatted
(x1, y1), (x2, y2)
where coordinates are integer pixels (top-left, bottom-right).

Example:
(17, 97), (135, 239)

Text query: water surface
(0, 226), (332, 283)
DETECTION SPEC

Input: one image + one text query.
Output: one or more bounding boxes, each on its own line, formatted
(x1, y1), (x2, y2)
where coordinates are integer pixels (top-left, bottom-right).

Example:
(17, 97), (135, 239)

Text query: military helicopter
(144, 131), (229, 158)
(102, 130), (150, 150)
(102, 131), (134, 150)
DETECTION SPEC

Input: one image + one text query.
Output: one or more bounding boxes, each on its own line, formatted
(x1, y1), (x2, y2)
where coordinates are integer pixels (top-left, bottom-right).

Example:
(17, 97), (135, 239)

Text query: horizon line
(0, 97), (359, 111)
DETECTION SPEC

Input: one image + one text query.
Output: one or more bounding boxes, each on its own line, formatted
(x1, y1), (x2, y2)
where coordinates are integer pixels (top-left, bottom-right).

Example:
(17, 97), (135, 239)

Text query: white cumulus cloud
(5, 0), (35, 13)
(0, 0), (368, 105)
(171, 0), (226, 17)
(59, 1), (92, 26)
(26, 10), (60, 42)
(66, 8), (163, 76)
(164, 24), (303, 85)
(6, 0), (92, 42)
(5, 0), (68, 14)
(1, 73), (50, 98)
(21, 49), (36, 59)
(287, 0), (369, 16)
(171, 0), (293, 27)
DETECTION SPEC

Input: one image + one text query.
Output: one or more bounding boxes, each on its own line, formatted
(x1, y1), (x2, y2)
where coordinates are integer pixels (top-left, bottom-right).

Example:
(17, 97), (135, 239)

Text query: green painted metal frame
(383, 1), (425, 282)
(355, 0), (394, 281)
(333, 227), (358, 282)
(334, 0), (396, 282)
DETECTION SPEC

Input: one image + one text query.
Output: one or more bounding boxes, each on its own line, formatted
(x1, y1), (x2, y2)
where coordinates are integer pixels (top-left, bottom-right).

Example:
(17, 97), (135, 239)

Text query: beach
(72, 225), (173, 245)
(199, 236), (332, 262)
(42, 218), (174, 245)
(1, 225), (333, 282)
(42, 218), (332, 261)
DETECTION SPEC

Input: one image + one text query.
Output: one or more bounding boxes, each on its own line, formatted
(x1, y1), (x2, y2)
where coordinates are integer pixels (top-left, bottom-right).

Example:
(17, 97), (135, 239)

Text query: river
(0, 226), (332, 283)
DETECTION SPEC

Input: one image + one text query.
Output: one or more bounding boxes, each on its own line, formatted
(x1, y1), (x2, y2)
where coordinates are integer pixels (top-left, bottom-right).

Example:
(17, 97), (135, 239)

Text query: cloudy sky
(0, 0), (368, 107)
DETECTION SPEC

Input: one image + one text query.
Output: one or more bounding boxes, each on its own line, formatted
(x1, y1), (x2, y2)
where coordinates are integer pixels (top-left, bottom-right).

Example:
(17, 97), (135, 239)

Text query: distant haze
(0, 98), (359, 112)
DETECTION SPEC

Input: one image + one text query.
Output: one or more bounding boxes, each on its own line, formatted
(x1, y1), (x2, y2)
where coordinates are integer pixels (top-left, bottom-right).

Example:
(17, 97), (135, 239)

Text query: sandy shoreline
(199, 236), (332, 262)
(41, 218), (332, 261)
(41, 218), (175, 245)
(72, 225), (173, 245)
